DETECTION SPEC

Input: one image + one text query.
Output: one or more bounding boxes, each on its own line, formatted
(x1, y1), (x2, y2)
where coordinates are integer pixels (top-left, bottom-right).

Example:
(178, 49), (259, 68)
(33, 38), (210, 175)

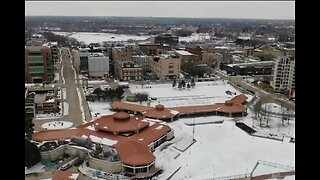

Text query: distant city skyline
(25, 1), (295, 20)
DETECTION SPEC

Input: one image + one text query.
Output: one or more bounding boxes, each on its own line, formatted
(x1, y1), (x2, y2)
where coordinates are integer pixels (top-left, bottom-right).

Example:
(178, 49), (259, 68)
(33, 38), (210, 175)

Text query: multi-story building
(118, 61), (143, 81)
(149, 54), (181, 80)
(220, 61), (274, 76)
(25, 46), (54, 83)
(138, 43), (161, 55)
(202, 52), (223, 68)
(154, 34), (179, 48)
(50, 42), (58, 61)
(88, 53), (109, 77)
(132, 55), (151, 71)
(271, 56), (295, 96)
(74, 48), (90, 74)
(112, 46), (133, 63)
(185, 45), (203, 60)
(112, 46), (134, 79)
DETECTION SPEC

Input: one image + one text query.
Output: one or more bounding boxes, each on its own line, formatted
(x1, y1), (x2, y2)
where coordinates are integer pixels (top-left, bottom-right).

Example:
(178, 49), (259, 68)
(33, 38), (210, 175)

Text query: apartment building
(25, 46), (54, 83)
(118, 61), (143, 81)
(132, 55), (151, 71)
(149, 54), (181, 80)
(271, 56), (295, 95)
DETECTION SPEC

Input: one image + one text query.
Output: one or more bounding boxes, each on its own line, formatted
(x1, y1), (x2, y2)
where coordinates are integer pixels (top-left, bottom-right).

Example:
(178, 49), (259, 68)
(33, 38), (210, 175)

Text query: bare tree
(253, 96), (268, 127)
(253, 99), (263, 127)
(286, 109), (294, 125)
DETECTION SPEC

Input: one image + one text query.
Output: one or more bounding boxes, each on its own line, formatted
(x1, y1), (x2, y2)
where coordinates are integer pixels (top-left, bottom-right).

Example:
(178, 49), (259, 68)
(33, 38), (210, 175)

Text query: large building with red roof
(32, 112), (174, 176)
(110, 94), (248, 120)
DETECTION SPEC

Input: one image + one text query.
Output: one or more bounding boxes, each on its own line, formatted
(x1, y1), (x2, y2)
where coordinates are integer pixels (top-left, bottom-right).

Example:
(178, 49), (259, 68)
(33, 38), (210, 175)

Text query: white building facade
(88, 53), (110, 77)
(271, 55), (295, 95)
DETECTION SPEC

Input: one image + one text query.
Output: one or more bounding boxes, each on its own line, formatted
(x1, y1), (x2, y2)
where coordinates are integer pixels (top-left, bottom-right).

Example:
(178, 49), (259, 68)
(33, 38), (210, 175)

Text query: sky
(25, 1), (295, 20)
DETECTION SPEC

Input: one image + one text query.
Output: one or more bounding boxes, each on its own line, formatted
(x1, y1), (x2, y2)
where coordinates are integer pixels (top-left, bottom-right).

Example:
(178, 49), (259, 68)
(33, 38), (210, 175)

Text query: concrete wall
(88, 153), (122, 173)
(166, 129), (175, 140)
(40, 145), (66, 161)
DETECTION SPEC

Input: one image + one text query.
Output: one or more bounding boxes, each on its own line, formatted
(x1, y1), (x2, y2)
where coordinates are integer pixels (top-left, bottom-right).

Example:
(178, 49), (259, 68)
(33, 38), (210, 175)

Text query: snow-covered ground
(155, 118), (295, 179)
(252, 161), (294, 177)
(262, 103), (295, 115)
(25, 163), (45, 175)
(61, 66), (65, 84)
(63, 102), (69, 116)
(179, 33), (211, 42)
(87, 101), (114, 118)
(130, 80), (244, 107)
(35, 112), (61, 119)
(54, 32), (151, 44)
(42, 121), (73, 130)
(240, 108), (295, 138)
(84, 81), (294, 179)
(62, 88), (67, 99)
(76, 88), (86, 123)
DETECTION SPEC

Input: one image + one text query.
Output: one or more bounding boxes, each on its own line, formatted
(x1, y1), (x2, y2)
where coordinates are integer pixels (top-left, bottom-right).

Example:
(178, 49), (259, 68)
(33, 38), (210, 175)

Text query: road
(213, 69), (295, 110)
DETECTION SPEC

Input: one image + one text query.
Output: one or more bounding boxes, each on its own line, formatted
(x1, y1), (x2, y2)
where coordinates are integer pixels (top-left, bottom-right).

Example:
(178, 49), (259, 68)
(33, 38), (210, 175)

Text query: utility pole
(192, 109), (195, 141)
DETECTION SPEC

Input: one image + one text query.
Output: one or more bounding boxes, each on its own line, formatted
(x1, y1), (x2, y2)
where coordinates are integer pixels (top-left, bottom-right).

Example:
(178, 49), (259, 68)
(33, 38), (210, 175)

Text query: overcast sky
(25, 1), (295, 20)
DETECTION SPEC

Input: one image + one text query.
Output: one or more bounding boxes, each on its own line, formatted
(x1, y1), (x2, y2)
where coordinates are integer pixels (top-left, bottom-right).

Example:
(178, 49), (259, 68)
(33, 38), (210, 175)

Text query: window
(169, 65), (174, 69)
(169, 70), (174, 74)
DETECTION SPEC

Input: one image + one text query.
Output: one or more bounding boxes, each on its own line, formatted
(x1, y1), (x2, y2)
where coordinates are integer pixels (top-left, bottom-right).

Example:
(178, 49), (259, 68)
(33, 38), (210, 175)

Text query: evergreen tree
(25, 140), (41, 168)
(25, 111), (34, 140)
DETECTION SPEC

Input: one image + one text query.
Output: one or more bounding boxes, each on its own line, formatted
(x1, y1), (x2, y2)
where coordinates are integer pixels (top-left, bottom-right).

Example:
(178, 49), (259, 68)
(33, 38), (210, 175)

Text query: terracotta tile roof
(143, 104), (177, 120)
(52, 171), (78, 180)
(229, 94), (248, 104)
(170, 102), (246, 114)
(109, 95), (248, 116)
(130, 122), (172, 145)
(110, 101), (152, 112)
(32, 129), (81, 141)
(115, 139), (155, 166)
(94, 112), (149, 133)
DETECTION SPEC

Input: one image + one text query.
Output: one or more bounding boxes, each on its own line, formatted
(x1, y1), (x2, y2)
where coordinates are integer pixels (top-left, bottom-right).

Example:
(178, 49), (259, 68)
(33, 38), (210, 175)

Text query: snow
(88, 101), (114, 117)
(89, 135), (117, 146)
(173, 132), (194, 152)
(262, 103), (295, 115)
(42, 121), (73, 130)
(240, 108), (295, 138)
(100, 138), (118, 146)
(54, 32), (151, 44)
(76, 87), (86, 123)
(252, 161), (294, 177)
(54, 73), (60, 81)
(85, 125), (95, 131)
(169, 109), (180, 115)
(184, 116), (229, 125)
(61, 66), (65, 84)
(155, 125), (164, 130)
(62, 88), (67, 99)
(63, 102), (69, 116)
(35, 112), (61, 119)
(130, 80), (240, 107)
(179, 33), (211, 42)
(69, 173), (80, 179)
(283, 175), (295, 180)
(25, 163), (45, 175)
(78, 161), (128, 180)
(154, 117), (294, 179)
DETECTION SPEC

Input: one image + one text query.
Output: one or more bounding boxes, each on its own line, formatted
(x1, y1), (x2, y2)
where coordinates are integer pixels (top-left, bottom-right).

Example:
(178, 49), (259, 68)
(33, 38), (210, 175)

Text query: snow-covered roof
(175, 50), (194, 56)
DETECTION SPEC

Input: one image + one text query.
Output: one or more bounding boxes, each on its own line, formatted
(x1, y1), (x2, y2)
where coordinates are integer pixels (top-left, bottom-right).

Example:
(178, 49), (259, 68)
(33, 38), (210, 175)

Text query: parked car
(60, 163), (72, 171)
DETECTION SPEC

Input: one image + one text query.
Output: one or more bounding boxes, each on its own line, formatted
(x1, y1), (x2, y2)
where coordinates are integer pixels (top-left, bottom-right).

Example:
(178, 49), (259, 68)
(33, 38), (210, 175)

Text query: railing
(204, 173), (251, 180)
(257, 160), (294, 171)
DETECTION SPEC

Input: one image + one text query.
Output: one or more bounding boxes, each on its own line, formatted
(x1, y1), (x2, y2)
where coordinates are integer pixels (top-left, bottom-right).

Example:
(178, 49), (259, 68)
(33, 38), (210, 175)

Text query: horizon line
(25, 15), (295, 21)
